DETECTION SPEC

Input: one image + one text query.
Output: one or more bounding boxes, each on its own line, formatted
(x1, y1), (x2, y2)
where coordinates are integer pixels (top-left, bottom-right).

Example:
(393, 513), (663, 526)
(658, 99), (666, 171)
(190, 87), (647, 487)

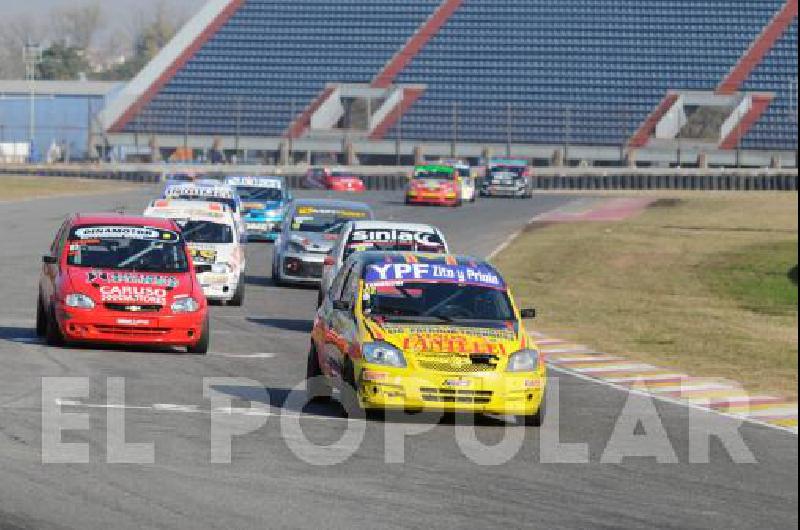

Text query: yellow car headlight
(362, 342), (406, 368)
(506, 349), (539, 372)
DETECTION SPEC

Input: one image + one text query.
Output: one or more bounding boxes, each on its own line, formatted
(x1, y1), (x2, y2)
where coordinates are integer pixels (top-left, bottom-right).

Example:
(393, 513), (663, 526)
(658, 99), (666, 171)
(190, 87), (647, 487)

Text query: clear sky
(6, 0), (206, 43)
(7, 0), (205, 17)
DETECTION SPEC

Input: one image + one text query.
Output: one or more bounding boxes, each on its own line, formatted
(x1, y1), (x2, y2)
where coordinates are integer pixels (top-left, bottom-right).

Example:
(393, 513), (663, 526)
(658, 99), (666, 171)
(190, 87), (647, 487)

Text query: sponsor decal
(444, 379), (472, 387)
(190, 247), (218, 264)
(166, 186), (234, 199)
(365, 263), (504, 289)
(400, 333), (508, 355)
(348, 229), (444, 249)
(87, 270), (180, 288)
(74, 226), (179, 242)
(100, 286), (167, 305)
(116, 318), (151, 326)
(227, 177), (282, 189)
(381, 325), (515, 340)
(296, 207), (368, 218)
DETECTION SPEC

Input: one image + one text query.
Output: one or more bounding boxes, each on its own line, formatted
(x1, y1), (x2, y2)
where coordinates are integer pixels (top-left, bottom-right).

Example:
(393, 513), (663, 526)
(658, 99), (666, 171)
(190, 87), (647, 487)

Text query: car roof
(226, 175), (285, 183)
(145, 200), (236, 223)
(414, 164), (454, 172)
(291, 198), (372, 211)
(348, 220), (440, 232)
(358, 251), (491, 269)
(71, 213), (178, 230)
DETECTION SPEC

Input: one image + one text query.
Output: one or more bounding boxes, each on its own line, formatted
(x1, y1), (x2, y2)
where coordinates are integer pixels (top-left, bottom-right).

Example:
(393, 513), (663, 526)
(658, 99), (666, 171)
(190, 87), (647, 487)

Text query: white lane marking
(485, 201), (580, 261)
(547, 364), (798, 435)
(706, 396), (783, 406)
(550, 355), (625, 364)
(486, 230), (524, 261)
(746, 407), (799, 418)
(539, 347), (594, 354)
(209, 352), (278, 359)
(648, 382), (736, 393)
(153, 403), (200, 413)
(54, 399), (353, 423)
(571, 363), (658, 374)
(604, 373), (688, 383)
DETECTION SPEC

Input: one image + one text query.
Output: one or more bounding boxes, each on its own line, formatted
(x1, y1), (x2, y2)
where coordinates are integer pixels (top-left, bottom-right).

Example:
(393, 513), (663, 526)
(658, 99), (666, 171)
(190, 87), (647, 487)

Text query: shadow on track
(246, 317), (313, 333)
(0, 326), (38, 343)
(0, 326), (194, 355)
(211, 384), (510, 427)
(244, 274), (273, 287)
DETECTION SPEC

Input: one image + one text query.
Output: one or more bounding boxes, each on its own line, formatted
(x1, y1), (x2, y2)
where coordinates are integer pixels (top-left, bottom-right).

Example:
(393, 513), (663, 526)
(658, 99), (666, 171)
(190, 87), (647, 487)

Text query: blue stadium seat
(123, 0), (798, 150)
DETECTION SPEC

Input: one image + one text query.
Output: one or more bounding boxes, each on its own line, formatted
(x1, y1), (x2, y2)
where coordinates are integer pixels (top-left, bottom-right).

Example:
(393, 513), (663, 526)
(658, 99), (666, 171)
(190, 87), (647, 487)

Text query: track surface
(0, 188), (796, 529)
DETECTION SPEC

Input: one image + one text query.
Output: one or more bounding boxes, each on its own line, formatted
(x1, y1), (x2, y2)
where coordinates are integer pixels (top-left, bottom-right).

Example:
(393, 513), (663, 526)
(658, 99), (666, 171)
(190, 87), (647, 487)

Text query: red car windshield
(66, 225), (189, 273)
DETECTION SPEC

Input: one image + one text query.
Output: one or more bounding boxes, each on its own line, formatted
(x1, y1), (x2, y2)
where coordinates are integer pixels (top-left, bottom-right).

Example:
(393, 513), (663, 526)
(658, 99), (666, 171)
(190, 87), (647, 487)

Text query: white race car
(318, 220), (449, 306)
(437, 159), (477, 202)
(144, 199), (247, 305)
(163, 181), (245, 236)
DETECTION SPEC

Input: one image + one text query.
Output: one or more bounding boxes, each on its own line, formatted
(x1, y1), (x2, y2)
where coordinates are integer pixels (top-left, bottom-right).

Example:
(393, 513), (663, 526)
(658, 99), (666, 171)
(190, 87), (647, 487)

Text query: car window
(330, 260), (356, 302)
(50, 220), (69, 256)
(341, 262), (361, 303)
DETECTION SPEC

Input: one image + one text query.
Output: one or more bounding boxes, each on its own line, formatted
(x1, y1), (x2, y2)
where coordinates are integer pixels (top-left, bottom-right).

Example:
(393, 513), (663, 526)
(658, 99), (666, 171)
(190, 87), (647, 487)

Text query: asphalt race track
(0, 187), (797, 529)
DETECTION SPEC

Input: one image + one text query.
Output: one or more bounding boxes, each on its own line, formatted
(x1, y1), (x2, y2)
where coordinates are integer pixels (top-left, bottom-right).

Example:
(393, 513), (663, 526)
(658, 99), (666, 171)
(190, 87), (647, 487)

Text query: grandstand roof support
(372, 0), (464, 88)
(102, 0), (245, 133)
(628, 94), (681, 148)
(369, 88), (426, 140)
(719, 94), (775, 149)
(717, 0), (798, 94)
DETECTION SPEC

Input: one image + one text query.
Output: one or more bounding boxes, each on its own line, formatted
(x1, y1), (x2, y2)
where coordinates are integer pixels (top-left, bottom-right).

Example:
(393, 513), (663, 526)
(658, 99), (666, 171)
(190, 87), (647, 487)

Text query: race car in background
(303, 167), (366, 192)
(225, 176), (291, 241)
(480, 159), (533, 199)
(405, 165), (463, 207)
(160, 170), (199, 195)
(435, 159), (477, 202)
(144, 200), (247, 305)
(272, 199), (373, 286)
(36, 213), (209, 353)
(163, 181), (245, 235)
(307, 252), (546, 425)
(318, 220), (450, 306)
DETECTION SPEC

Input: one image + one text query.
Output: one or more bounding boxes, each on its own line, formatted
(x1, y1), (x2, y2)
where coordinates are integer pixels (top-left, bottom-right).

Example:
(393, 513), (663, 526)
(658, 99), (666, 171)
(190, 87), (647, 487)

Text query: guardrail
(531, 171), (798, 191)
(1, 164), (797, 191)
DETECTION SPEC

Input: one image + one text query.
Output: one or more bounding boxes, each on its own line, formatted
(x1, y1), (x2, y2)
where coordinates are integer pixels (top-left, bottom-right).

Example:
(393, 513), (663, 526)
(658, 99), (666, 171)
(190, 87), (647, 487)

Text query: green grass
(494, 192), (798, 398)
(701, 241), (798, 316)
(0, 176), (131, 201)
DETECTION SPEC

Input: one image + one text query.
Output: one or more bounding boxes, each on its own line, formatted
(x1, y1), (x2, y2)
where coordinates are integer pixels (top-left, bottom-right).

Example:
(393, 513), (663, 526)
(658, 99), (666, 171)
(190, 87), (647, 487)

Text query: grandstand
(100, 0), (798, 165)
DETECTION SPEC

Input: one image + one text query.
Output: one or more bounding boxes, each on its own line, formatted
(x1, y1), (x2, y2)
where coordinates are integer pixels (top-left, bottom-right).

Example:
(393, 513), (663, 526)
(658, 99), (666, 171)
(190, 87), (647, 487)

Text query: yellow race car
(308, 252), (546, 425)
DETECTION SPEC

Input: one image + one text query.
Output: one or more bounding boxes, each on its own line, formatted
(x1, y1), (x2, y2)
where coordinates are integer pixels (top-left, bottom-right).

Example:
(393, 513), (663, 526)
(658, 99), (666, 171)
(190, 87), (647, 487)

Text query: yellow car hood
(367, 321), (524, 357)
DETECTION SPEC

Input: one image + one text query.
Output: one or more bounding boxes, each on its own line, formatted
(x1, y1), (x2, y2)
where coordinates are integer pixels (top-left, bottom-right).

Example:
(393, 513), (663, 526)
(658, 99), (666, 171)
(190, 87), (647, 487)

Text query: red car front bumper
(56, 305), (206, 347)
(329, 179), (365, 192)
(406, 191), (460, 206)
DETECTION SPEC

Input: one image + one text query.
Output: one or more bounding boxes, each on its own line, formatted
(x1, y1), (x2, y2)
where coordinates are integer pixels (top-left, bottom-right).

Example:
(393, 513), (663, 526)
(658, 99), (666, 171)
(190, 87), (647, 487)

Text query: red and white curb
(531, 332), (798, 434)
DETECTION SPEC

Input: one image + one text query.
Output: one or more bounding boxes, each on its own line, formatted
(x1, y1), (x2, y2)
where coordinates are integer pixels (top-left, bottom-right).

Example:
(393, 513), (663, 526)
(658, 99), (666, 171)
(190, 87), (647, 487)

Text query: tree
(0, 15), (45, 79)
(36, 43), (90, 81)
(51, 2), (102, 50)
(97, 3), (182, 81)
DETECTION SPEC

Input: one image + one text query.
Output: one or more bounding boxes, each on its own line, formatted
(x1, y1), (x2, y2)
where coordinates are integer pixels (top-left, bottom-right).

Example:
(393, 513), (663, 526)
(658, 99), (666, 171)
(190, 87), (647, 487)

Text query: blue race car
(225, 176), (291, 241)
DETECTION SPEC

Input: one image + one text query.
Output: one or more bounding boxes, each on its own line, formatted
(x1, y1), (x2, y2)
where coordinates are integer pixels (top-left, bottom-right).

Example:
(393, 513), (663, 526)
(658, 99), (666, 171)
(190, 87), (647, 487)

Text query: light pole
(23, 41), (42, 161)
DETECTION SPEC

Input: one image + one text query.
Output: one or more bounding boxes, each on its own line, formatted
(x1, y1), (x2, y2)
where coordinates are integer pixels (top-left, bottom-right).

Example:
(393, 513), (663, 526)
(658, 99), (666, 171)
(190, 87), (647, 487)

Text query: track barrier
(0, 165), (796, 191)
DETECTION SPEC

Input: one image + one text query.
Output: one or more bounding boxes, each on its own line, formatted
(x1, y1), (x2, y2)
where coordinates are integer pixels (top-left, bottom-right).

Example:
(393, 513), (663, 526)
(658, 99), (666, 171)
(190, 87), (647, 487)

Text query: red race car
(303, 167), (366, 192)
(405, 164), (462, 207)
(36, 213), (210, 353)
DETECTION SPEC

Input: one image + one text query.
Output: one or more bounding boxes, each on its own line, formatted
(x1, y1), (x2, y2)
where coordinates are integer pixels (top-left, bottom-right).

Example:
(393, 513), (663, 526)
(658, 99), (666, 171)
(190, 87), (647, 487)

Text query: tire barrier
(0, 165), (796, 191)
(530, 172), (798, 191)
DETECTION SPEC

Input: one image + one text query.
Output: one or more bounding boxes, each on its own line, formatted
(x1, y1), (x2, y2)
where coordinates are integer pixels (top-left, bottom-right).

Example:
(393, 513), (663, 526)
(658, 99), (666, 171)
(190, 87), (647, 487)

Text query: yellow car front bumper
(355, 364), (546, 416)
